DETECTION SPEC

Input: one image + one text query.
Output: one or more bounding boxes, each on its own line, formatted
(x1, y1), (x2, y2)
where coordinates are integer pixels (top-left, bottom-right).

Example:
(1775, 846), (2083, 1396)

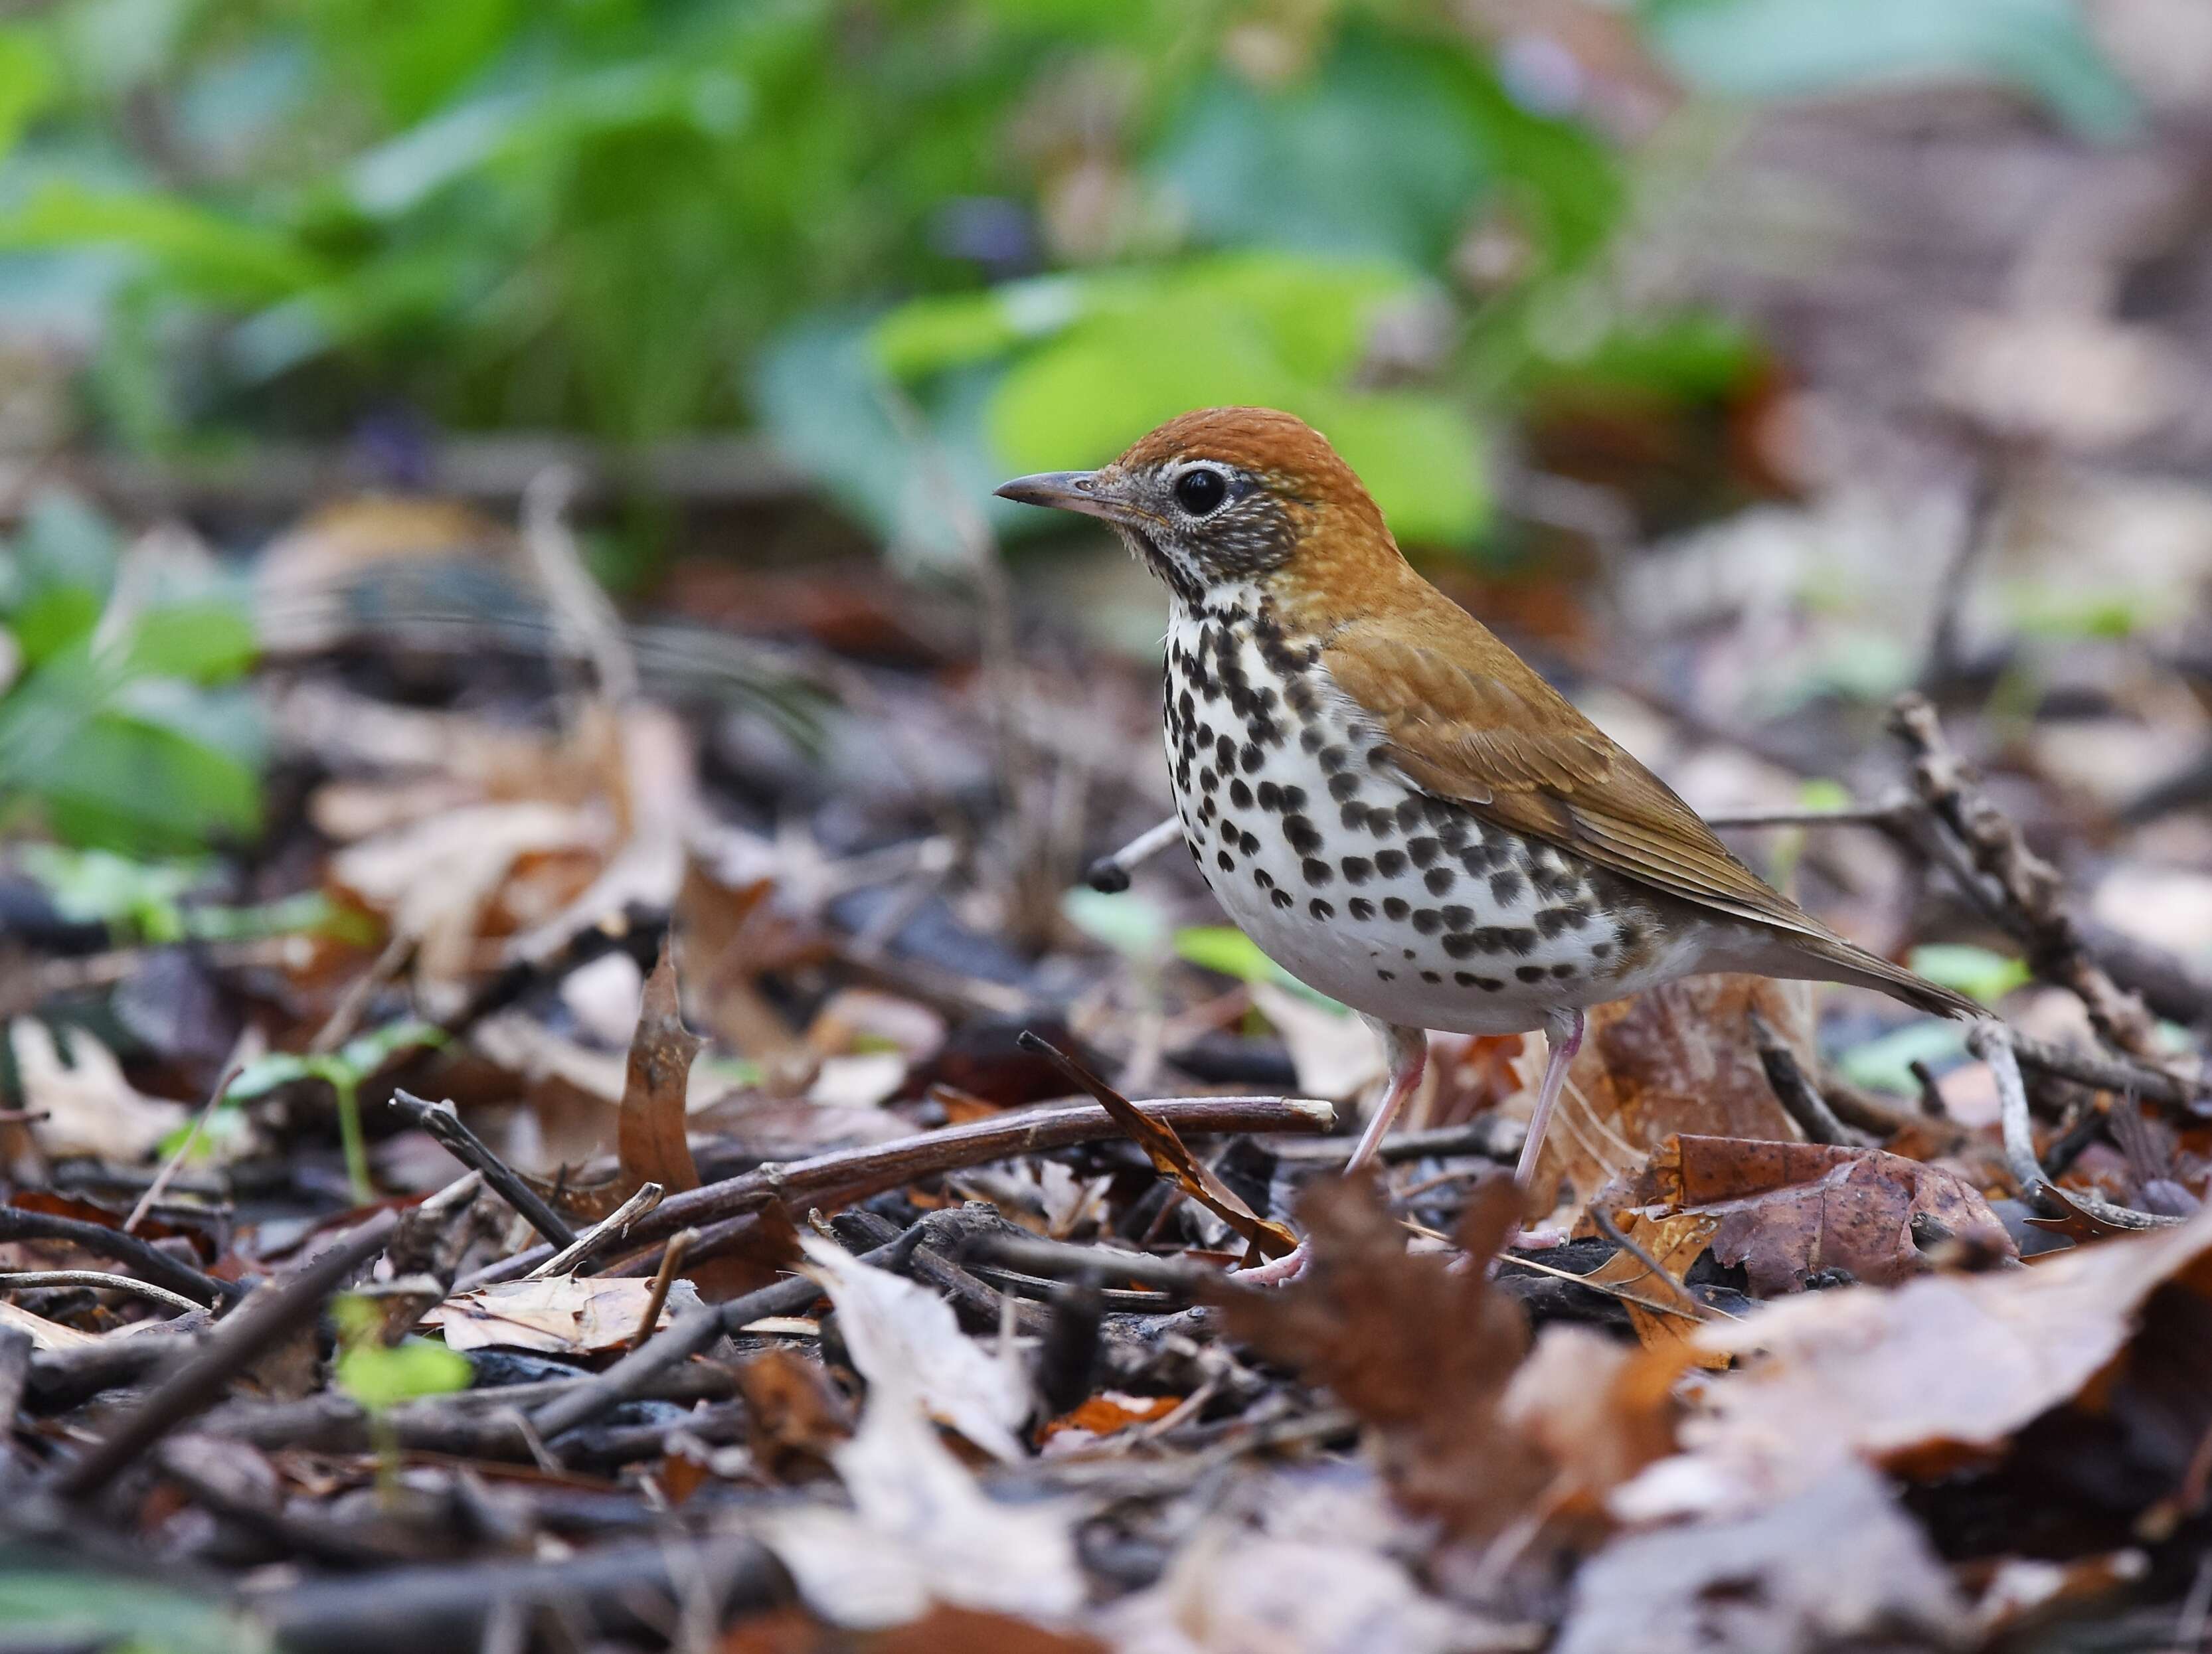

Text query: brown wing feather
(1319, 620), (1833, 942)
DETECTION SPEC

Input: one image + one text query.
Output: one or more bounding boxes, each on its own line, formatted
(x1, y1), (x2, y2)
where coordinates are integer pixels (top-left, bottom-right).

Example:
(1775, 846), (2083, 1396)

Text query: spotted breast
(1162, 589), (1705, 1035)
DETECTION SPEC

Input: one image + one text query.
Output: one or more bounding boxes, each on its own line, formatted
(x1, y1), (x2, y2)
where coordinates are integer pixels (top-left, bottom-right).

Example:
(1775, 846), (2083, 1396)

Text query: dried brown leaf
(618, 936), (703, 1196)
(1641, 1134), (2015, 1294)
(422, 1274), (703, 1354)
(1217, 1177), (1547, 1536)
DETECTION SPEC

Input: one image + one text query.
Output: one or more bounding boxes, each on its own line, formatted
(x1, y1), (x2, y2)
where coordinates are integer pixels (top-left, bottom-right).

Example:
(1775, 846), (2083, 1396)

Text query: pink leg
(1513, 1007), (1584, 1189)
(1346, 1019), (1428, 1176)
(1236, 1019), (1427, 1285)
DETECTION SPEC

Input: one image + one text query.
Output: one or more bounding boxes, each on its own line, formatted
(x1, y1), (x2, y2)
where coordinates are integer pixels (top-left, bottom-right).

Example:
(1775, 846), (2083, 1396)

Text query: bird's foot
(1233, 1238), (1312, 1287)
(1509, 1222), (1567, 1252)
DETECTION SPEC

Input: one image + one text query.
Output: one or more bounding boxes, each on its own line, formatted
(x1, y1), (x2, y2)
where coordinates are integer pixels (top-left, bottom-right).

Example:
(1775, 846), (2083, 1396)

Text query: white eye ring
(1173, 466), (1229, 517)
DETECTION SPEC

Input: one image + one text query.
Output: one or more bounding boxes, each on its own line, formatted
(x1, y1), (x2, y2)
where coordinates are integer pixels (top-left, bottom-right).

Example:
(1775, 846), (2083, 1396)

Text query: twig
(1891, 693), (2175, 1066)
(0, 1271), (202, 1315)
(52, 1208), (399, 1501)
(1749, 1011), (1865, 1146)
(957, 1230), (1221, 1297)
(630, 1228), (695, 1348)
(1493, 1252), (1705, 1322)
(388, 1091), (579, 1249)
(0, 1206), (243, 1307)
(1974, 1021), (2049, 1204)
(2008, 1031), (2203, 1112)
(1083, 817), (1184, 894)
(1701, 803), (1913, 831)
(527, 1181), (662, 1278)
(125, 1062), (240, 1235)
(1588, 1206), (1708, 1319)
(479, 1094), (1336, 1283)
(527, 1206), (1004, 1442)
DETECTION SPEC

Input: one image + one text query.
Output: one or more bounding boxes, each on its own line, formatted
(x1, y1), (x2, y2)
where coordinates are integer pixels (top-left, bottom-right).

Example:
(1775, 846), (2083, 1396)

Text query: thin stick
(1493, 1252), (1707, 1322)
(477, 1093), (1336, 1285)
(388, 1091), (578, 1249)
(1589, 1206), (1708, 1319)
(1749, 1011), (1863, 1147)
(126, 1062), (240, 1235)
(1083, 817), (1184, 894)
(1703, 803), (1911, 831)
(2007, 1032), (2202, 1111)
(53, 1208), (399, 1501)
(630, 1228), (695, 1347)
(0, 1206), (242, 1307)
(0, 1271), (201, 1315)
(527, 1183), (662, 1278)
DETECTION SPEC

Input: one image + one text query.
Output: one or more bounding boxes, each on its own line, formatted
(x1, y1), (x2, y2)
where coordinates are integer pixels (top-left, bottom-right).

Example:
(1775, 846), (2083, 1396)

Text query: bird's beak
(993, 469), (1124, 525)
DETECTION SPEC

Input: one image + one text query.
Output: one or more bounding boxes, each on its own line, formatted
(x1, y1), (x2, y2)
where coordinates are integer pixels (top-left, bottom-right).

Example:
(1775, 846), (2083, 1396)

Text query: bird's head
(995, 406), (1401, 610)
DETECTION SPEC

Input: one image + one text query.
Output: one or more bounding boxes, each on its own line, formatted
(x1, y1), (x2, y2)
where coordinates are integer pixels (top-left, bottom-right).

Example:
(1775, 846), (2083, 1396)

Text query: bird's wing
(1319, 617), (1831, 940)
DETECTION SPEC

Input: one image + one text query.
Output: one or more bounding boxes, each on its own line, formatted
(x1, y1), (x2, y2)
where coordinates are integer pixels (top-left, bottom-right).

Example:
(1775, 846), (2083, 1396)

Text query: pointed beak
(993, 469), (1122, 524)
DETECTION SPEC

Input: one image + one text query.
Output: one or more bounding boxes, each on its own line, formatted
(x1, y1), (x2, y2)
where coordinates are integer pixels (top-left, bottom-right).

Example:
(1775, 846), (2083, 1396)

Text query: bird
(997, 408), (1975, 1256)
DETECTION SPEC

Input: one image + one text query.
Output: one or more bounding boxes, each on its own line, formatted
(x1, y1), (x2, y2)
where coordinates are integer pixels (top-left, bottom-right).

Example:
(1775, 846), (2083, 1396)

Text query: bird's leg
(1236, 1019), (1427, 1287)
(1514, 1006), (1584, 1189)
(1082, 817), (1183, 893)
(1346, 1018), (1429, 1175)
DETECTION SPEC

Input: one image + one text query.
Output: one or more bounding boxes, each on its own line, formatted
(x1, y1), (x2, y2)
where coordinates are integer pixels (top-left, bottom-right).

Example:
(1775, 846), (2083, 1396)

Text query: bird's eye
(1173, 467), (1228, 517)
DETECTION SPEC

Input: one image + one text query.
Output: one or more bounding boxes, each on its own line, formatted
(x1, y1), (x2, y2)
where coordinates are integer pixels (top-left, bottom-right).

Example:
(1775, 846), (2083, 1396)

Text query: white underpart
(1163, 594), (1705, 1036)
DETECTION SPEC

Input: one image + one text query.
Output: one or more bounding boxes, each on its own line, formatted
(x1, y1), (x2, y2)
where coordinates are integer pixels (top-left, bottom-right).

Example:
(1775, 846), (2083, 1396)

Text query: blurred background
(4, 0), (2212, 1159)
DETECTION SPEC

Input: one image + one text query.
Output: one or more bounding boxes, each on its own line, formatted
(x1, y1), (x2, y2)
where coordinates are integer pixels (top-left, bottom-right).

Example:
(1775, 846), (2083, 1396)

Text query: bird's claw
(1233, 1238), (1311, 1286)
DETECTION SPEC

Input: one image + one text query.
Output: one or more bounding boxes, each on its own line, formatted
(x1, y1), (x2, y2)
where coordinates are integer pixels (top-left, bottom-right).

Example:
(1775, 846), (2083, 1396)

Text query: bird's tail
(1784, 934), (1982, 1021)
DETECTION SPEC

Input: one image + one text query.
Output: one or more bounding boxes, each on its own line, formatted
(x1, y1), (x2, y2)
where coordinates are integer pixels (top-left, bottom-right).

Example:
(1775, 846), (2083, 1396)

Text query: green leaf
(1908, 944), (2029, 1007)
(17, 845), (200, 941)
(0, 27), (56, 161)
(333, 1295), (472, 1412)
(1063, 886), (1171, 958)
(0, 1566), (268, 1654)
(1640, 0), (2139, 139)
(1833, 1018), (1968, 1096)
(121, 600), (257, 683)
(1174, 925), (1279, 984)
(0, 183), (324, 301)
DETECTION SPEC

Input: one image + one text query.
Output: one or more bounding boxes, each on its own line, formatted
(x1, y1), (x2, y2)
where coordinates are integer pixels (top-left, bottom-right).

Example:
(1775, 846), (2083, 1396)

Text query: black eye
(1174, 467), (1228, 517)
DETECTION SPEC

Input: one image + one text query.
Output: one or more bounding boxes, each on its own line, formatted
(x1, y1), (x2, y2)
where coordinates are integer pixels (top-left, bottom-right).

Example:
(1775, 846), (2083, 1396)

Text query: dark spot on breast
(1368, 813), (1396, 839)
(1240, 743), (1264, 773)
(1281, 786), (1307, 810)
(1219, 815), (1239, 842)
(1442, 934), (1476, 959)
(1592, 941), (1613, 960)
(1424, 867), (1455, 896)
(1300, 726), (1325, 754)
(1327, 772), (1359, 801)
(1516, 965), (1547, 984)
(1284, 815), (1321, 854)
(1367, 746), (1393, 769)
(1177, 689), (1194, 725)
(1301, 857), (1332, 886)
(1271, 888), (1294, 910)
(1215, 736), (1236, 772)
(1383, 897), (1410, 920)
(1377, 968), (1395, 981)
(1195, 723), (1215, 748)
(1531, 865), (1578, 900)
(1460, 843), (1501, 874)
(1535, 906), (1591, 939)
(1341, 856), (1372, 884)
(1395, 799), (1425, 831)
(1319, 746), (1350, 775)
(1348, 897), (1375, 920)
(1411, 908), (1442, 935)
(1239, 831), (1260, 856)
(1286, 679), (1316, 715)
(1551, 963), (1576, 979)
(1339, 803), (1369, 831)
(1375, 849), (1407, 878)
(1489, 871), (1524, 906)
(1217, 851), (1235, 872)
(1229, 778), (1253, 809)
(1256, 781), (1281, 811)
(1254, 870), (1274, 890)
(1199, 766), (1217, 792)
(1408, 836), (1440, 868)
(1442, 905), (1472, 929)
(1420, 970), (1441, 984)
(1310, 899), (1333, 920)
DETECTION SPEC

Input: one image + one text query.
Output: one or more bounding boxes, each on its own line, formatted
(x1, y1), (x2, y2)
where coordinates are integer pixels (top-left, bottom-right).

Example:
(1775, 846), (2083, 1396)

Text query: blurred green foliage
(0, 489), (263, 851)
(0, 0), (2134, 568)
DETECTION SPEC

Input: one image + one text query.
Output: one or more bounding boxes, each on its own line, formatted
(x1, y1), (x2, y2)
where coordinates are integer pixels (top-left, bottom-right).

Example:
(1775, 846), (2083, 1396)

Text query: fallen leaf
(1634, 1134), (2016, 1294)
(1515, 975), (1808, 1215)
(1250, 981), (1385, 1100)
(764, 1366), (1084, 1628)
(798, 1234), (1032, 1461)
(1216, 1177), (1547, 1538)
(1654, 1206), (2212, 1509)
(8, 1019), (187, 1163)
(421, 1274), (703, 1355)
(734, 1346), (854, 1482)
(1039, 1392), (1182, 1445)
(1558, 1462), (1970, 1654)
(617, 936), (703, 1196)
(0, 1299), (96, 1351)
(1578, 1208), (1724, 1361)
(1499, 1326), (1684, 1522)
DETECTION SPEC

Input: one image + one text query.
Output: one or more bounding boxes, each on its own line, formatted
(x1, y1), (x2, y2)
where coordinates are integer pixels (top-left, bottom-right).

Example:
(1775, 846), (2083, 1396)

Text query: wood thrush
(998, 408), (1975, 1227)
